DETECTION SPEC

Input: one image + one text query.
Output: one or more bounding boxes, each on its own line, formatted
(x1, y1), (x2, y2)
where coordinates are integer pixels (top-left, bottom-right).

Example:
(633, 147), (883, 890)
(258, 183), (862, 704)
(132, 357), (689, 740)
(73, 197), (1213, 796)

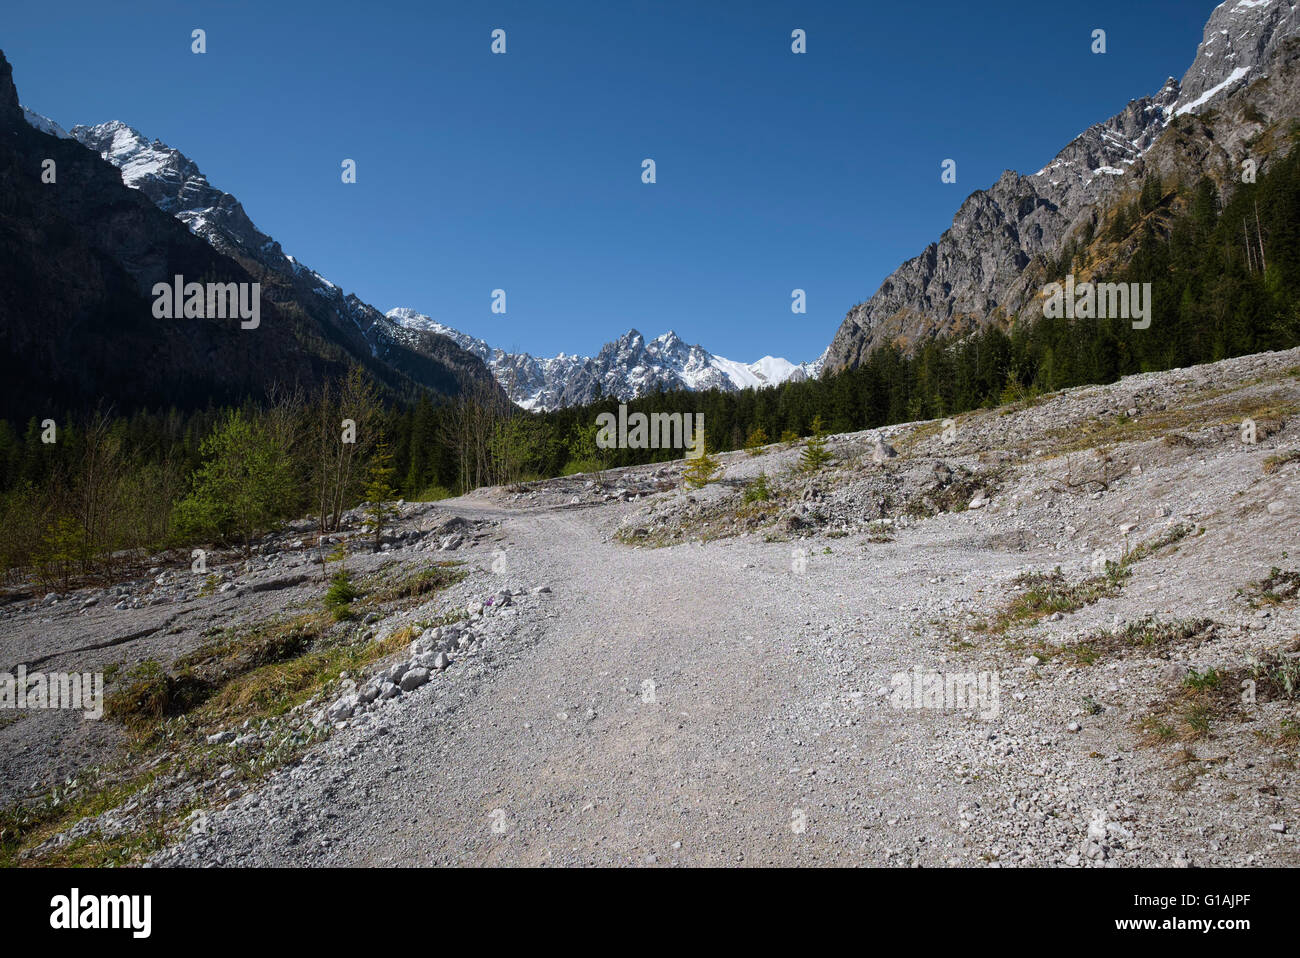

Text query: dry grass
(1062, 616), (1217, 666)
(1237, 567), (1300, 607)
(1136, 641), (1300, 749)
(6, 557), (469, 867)
(1263, 448), (1300, 474)
(1038, 394), (1296, 458)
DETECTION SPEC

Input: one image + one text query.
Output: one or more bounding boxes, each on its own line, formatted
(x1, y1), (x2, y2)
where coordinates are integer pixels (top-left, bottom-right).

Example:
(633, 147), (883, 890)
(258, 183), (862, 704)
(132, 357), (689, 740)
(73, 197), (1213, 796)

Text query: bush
(562, 459), (604, 476)
(171, 410), (297, 553)
(324, 571), (359, 621)
(744, 472), (773, 502)
(414, 485), (454, 501)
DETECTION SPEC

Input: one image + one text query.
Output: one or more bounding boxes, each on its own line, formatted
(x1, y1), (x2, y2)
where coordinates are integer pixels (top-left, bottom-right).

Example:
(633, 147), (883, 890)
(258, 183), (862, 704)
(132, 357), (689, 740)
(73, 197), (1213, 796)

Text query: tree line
(3, 143), (1297, 588)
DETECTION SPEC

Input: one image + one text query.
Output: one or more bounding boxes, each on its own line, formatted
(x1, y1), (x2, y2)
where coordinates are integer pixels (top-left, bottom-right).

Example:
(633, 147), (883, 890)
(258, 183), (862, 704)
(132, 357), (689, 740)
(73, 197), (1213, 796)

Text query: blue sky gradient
(5, 0), (1216, 362)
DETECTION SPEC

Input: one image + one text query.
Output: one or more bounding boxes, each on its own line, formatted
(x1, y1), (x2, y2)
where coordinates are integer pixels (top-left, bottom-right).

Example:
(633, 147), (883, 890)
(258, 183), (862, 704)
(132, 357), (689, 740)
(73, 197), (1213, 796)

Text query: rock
(399, 668), (430, 692)
(378, 682), (401, 700)
(1067, 722), (1081, 733)
(433, 652), (451, 671)
(1269, 822), (1287, 833)
(206, 730), (235, 745)
(431, 515), (468, 536)
(1267, 501), (1287, 516)
(1159, 663), (1188, 685)
(326, 695), (359, 722)
(385, 662), (410, 684)
(532, 586), (551, 594)
(872, 441), (897, 464)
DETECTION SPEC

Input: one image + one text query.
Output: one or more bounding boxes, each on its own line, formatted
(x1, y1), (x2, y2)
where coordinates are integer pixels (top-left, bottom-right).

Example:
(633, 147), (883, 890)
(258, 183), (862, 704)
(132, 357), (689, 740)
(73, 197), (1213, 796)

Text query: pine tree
(744, 426), (769, 456)
(799, 415), (832, 472)
(682, 430), (722, 489)
(362, 435), (398, 553)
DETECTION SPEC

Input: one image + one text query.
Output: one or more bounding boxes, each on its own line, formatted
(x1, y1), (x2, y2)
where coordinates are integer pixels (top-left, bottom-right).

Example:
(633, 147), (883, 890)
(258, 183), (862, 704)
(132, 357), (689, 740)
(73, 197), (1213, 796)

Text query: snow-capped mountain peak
(386, 309), (824, 411)
(20, 106), (70, 139)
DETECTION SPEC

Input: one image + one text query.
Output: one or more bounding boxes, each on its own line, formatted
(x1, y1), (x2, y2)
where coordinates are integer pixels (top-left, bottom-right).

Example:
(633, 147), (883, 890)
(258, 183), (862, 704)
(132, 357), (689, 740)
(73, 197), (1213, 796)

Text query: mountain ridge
(59, 117), (504, 405)
(825, 0), (1300, 373)
(385, 308), (826, 411)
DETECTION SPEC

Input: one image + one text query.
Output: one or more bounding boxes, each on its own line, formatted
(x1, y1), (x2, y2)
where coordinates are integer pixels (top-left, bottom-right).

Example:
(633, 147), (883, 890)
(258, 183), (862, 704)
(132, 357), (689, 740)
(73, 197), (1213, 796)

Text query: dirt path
(151, 494), (1045, 866)
(150, 349), (1300, 867)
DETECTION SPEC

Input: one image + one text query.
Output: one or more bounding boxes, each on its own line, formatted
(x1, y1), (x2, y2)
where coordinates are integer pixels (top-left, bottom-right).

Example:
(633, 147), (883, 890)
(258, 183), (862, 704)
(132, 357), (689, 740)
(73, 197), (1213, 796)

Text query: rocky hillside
(825, 0), (1300, 373)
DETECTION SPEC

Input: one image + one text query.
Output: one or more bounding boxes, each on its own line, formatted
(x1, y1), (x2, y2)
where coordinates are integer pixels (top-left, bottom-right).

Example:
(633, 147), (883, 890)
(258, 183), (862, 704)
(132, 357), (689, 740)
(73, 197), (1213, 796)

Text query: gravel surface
(5, 348), (1300, 867)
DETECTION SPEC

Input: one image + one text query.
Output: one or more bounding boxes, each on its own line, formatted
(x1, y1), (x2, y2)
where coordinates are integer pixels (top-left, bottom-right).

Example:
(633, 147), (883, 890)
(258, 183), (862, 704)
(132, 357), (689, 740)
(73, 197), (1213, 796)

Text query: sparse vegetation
(1238, 567), (1300, 606)
(5, 548), (470, 866)
(975, 564), (1129, 636)
(1136, 642), (1300, 750)
(1064, 616), (1217, 666)
(1263, 448), (1300, 473)
(743, 471), (773, 503)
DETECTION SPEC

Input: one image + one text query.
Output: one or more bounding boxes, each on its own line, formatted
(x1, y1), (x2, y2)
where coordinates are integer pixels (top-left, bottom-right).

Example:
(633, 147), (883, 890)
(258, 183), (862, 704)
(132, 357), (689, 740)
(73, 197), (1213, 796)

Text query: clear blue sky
(6, 0), (1214, 363)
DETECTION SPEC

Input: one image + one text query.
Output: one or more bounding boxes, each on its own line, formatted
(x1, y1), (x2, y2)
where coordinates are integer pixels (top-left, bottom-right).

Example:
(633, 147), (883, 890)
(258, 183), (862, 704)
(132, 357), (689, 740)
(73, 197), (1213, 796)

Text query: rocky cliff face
(825, 0), (1300, 374)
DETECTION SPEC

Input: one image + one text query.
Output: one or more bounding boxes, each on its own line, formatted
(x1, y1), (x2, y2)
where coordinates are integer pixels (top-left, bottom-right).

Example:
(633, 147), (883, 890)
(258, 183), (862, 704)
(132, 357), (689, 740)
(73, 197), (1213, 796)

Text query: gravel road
(7, 348), (1298, 868)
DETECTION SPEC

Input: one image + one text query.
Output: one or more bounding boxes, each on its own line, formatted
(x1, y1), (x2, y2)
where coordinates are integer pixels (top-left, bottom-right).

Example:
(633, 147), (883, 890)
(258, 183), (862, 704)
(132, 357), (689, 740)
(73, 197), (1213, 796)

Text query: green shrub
(744, 472), (773, 503)
(324, 571), (359, 620)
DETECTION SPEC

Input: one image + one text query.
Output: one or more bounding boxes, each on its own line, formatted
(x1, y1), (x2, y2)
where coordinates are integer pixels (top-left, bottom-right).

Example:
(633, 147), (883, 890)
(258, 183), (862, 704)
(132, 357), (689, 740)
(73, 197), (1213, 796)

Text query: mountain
(55, 107), (816, 415)
(62, 119), (502, 405)
(386, 308), (825, 411)
(825, 0), (1300, 373)
(0, 51), (353, 420)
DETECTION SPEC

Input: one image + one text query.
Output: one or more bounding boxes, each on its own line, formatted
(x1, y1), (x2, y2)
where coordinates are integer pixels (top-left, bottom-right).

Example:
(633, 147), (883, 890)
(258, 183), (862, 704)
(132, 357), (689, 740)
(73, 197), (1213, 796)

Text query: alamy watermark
(890, 668), (999, 720)
(1042, 274), (1150, 330)
(152, 275), (260, 329)
(1, 665), (103, 719)
(596, 404), (703, 458)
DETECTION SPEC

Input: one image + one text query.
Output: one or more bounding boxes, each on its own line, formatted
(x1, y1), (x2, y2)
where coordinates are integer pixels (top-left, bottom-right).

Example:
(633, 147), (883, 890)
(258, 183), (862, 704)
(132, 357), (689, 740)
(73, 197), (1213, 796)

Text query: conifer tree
(362, 435), (398, 553)
(799, 415), (832, 472)
(682, 428), (723, 489)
